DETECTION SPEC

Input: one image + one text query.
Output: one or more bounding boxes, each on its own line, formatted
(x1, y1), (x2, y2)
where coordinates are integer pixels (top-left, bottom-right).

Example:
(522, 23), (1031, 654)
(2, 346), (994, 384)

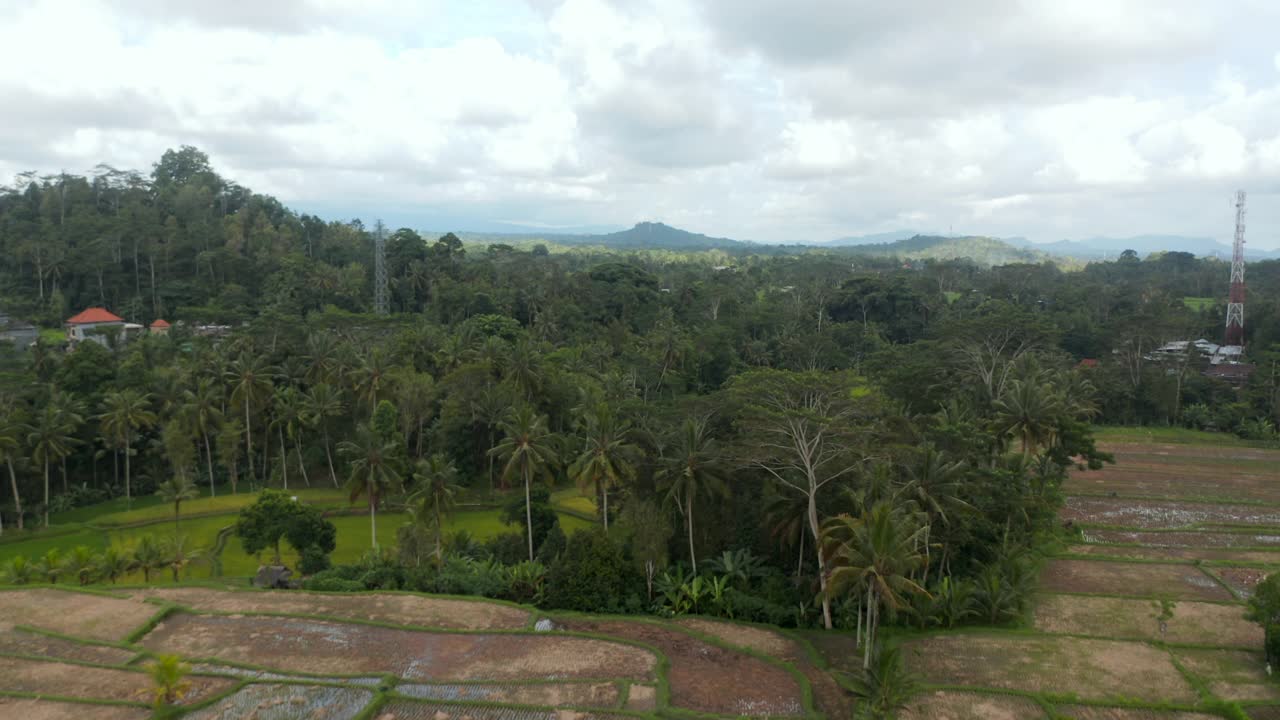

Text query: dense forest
(0, 147), (1277, 638)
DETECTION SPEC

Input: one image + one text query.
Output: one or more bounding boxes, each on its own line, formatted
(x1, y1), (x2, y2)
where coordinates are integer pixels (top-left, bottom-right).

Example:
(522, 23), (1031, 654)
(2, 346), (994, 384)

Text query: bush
(303, 575), (365, 593)
(485, 532), (528, 566)
(543, 528), (630, 612)
(299, 544), (332, 575)
(501, 487), (559, 553)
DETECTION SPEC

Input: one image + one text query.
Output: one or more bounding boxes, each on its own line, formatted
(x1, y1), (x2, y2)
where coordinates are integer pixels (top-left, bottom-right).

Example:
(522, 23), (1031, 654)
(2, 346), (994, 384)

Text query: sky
(1, 0), (1279, 249)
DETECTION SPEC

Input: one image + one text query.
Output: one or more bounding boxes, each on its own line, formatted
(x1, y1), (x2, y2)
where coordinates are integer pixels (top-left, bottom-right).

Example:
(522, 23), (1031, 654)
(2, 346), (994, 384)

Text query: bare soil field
(676, 617), (797, 656)
(375, 702), (634, 720)
(1032, 594), (1259, 647)
(142, 613), (656, 682)
(183, 683), (375, 720)
(1175, 649), (1280, 702)
(396, 681), (620, 708)
(191, 663), (384, 684)
(1095, 442), (1280, 462)
(1215, 567), (1270, 598)
(561, 618), (806, 717)
(1247, 708), (1280, 719)
(133, 587), (530, 630)
(0, 588), (157, 641)
(0, 698), (150, 720)
(1063, 497), (1280, 529)
(0, 626), (136, 664)
(1064, 544), (1280, 565)
(899, 634), (1197, 703)
(1039, 559), (1234, 601)
(1067, 470), (1280, 504)
(625, 684), (656, 711)
(898, 690), (1046, 719)
(0, 655), (234, 705)
(1082, 530), (1280, 549)
(1053, 706), (1225, 720)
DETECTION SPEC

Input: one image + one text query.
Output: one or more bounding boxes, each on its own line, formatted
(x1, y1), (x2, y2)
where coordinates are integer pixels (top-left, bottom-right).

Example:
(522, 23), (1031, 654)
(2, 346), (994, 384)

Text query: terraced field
(885, 433), (1280, 719)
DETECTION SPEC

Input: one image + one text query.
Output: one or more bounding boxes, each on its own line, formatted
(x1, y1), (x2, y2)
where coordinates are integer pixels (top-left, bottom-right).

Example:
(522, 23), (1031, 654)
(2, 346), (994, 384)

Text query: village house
(65, 307), (142, 347)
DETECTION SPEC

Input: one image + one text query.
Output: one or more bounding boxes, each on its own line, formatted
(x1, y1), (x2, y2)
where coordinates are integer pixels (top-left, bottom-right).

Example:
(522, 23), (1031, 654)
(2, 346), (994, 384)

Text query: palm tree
(97, 546), (135, 584)
(843, 644), (921, 719)
(392, 369), (435, 458)
(36, 548), (62, 583)
(655, 417), (727, 576)
(215, 419), (244, 494)
(226, 353), (273, 483)
(504, 339), (543, 401)
(568, 402), (636, 531)
(48, 390), (86, 493)
(3, 555), (35, 584)
(408, 453), (463, 562)
(145, 654), (192, 708)
(349, 348), (391, 415)
(181, 378), (223, 497)
(338, 423), (404, 549)
(490, 405), (560, 561)
(132, 534), (167, 583)
(471, 383), (513, 490)
(156, 474), (199, 534)
(303, 383), (344, 487)
(30, 404), (82, 526)
(164, 534), (203, 582)
(823, 502), (928, 668)
(61, 545), (99, 585)
(97, 390), (155, 506)
(992, 379), (1064, 457)
(902, 443), (971, 582)
(764, 485), (810, 577)
(274, 386), (309, 488)
(0, 401), (29, 531)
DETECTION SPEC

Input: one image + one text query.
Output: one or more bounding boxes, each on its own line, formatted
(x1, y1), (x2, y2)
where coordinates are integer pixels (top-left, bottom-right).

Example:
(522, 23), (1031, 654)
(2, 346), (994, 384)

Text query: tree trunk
(43, 459), (50, 528)
(124, 435), (133, 503)
(525, 468), (534, 562)
(279, 425), (289, 490)
(295, 434), (310, 487)
(204, 434), (216, 498)
(7, 460), (22, 530)
(370, 495), (378, 549)
(796, 531), (805, 578)
(602, 484), (609, 532)
(808, 491), (833, 630)
(687, 494), (697, 575)
(324, 430), (337, 488)
(244, 403), (255, 482)
(61, 456), (67, 493)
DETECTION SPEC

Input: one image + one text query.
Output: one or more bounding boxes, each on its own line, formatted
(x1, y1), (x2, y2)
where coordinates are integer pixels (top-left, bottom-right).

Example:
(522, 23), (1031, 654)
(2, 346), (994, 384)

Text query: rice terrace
(0, 428), (1272, 719)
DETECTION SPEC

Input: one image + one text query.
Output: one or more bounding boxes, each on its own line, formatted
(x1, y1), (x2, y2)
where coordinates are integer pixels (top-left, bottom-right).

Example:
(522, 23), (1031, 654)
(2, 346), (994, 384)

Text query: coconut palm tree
(568, 402), (636, 532)
(0, 400), (29, 531)
(823, 501), (928, 668)
(36, 548), (62, 584)
(225, 353), (273, 483)
(30, 403), (82, 526)
(303, 383), (344, 487)
(471, 383), (514, 490)
(902, 443), (971, 582)
(97, 390), (155, 505)
(408, 453), (463, 562)
(181, 377), (223, 497)
(992, 379), (1064, 457)
(490, 405), (559, 561)
(274, 386), (310, 488)
(3, 555), (35, 584)
(655, 417), (727, 576)
(348, 348), (391, 415)
(132, 534), (167, 583)
(338, 423), (404, 549)
(156, 474), (199, 534)
(97, 546), (135, 584)
(215, 418), (244, 494)
(60, 545), (99, 585)
(145, 654), (192, 708)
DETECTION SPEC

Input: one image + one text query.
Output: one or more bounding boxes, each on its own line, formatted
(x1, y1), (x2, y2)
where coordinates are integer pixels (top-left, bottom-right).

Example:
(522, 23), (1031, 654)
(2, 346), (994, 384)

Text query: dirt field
(1052, 706), (1225, 719)
(141, 613), (656, 682)
(1174, 649), (1280, 702)
(374, 702), (634, 720)
(898, 690), (1046, 719)
(1082, 530), (1280, 549)
(899, 634), (1197, 703)
(676, 617), (797, 656)
(396, 681), (621, 708)
(0, 655), (234, 705)
(1063, 496), (1280, 529)
(1064, 543), (1280, 565)
(0, 698), (150, 720)
(133, 587), (531, 630)
(1032, 594), (1260, 646)
(1039, 559), (1234, 600)
(561, 618), (806, 717)
(0, 626), (137, 664)
(183, 683), (375, 720)
(1214, 567), (1270, 598)
(0, 588), (158, 641)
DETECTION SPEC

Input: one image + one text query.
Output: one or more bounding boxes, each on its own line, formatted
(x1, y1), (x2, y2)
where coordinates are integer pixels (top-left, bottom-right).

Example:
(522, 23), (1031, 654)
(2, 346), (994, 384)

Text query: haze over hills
(449, 222), (1280, 262)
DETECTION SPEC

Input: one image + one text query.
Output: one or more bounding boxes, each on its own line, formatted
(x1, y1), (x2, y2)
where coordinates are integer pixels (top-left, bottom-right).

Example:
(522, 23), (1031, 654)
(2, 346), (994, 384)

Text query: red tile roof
(150, 319), (171, 328)
(66, 308), (124, 324)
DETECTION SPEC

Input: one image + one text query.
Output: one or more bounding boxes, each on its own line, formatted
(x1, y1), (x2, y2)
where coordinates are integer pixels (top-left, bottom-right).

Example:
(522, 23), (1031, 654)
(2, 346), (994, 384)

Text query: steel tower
(1224, 191), (1246, 346)
(374, 219), (389, 316)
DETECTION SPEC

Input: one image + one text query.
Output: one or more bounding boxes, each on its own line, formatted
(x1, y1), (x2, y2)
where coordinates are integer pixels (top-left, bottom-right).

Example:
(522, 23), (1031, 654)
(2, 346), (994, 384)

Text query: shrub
(299, 544), (332, 575)
(303, 574), (365, 593)
(485, 532), (528, 566)
(543, 528), (629, 611)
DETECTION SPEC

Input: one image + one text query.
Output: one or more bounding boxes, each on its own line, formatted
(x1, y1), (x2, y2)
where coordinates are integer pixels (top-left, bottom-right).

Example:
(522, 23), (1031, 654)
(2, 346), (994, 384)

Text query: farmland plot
(1039, 559), (1234, 600)
(0, 588), (157, 641)
(0, 655), (234, 704)
(183, 683), (375, 720)
(134, 586), (530, 630)
(0, 626), (136, 664)
(898, 690), (1047, 719)
(141, 613), (656, 681)
(375, 701), (635, 720)
(1032, 594), (1260, 647)
(0, 697), (150, 720)
(1062, 497), (1280, 529)
(395, 681), (620, 708)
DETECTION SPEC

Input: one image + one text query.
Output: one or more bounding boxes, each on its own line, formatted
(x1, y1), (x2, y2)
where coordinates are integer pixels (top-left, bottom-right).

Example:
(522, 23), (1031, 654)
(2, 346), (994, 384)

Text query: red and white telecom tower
(1224, 190), (1246, 347)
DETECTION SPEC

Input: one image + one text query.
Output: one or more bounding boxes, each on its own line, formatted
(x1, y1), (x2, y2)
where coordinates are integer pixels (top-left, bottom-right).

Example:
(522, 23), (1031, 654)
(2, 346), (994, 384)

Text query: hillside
(837, 234), (1052, 265)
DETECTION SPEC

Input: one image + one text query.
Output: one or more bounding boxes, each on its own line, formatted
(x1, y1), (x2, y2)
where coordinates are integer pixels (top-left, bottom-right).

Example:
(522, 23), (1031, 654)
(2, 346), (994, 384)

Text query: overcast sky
(2, 0), (1279, 248)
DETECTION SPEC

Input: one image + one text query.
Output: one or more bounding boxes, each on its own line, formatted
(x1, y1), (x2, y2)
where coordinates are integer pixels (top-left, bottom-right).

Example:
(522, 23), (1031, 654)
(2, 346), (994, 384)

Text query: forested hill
(836, 234), (1052, 265)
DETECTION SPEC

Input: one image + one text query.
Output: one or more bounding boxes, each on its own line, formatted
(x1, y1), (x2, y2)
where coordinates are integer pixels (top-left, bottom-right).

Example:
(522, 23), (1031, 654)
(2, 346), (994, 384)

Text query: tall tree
(0, 401), (28, 532)
(655, 416), (727, 576)
(226, 354), (273, 484)
(568, 402), (636, 531)
(98, 390), (156, 505)
(30, 403), (83, 526)
(181, 378), (223, 497)
(302, 383), (344, 487)
(338, 423), (403, 549)
(155, 474), (199, 534)
(408, 453), (463, 562)
(491, 405), (560, 561)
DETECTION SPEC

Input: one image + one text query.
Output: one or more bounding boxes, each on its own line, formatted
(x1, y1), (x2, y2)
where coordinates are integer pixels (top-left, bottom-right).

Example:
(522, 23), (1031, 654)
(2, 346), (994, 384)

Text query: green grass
(92, 487), (348, 527)
(550, 487), (597, 517)
(1183, 297), (1216, 311)
(1094, 425), (1276, 448)
(37, 328), (65, 344)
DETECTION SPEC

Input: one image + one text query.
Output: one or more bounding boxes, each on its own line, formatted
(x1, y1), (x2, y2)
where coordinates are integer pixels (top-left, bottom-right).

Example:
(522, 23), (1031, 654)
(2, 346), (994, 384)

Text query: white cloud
(0, 0), (1279, 248)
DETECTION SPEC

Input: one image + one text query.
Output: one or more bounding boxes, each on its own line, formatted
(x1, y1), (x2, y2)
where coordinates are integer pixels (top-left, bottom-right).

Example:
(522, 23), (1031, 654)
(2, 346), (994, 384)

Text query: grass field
(1093, 425), (1278, 448)
(1183, 296), (1217, 311)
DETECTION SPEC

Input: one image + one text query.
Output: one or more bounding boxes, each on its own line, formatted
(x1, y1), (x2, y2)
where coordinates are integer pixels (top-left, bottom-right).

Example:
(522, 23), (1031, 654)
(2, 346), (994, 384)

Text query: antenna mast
(1224, 190), (1245, 346)
(374, 219), (389, 316)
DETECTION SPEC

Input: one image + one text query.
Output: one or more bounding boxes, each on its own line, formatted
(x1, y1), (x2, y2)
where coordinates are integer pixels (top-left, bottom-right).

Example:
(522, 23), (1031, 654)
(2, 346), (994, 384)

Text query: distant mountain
(1002, 235), (1280, 260)
(588, 222), (745, 250)
(817, 230), (922, 246)
(838, 235), (1050, 266)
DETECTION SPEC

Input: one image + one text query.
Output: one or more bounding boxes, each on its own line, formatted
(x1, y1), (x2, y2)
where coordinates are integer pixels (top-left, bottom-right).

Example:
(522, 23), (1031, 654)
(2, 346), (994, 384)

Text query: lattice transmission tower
(1224, 191), (1246, 346)
(374, 219), (389, 316)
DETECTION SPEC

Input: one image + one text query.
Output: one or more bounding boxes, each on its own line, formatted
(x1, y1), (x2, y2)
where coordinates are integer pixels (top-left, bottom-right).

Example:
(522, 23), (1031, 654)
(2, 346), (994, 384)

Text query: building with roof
(65, 308), (140, 347)
(0, 310), (38, 350)
(150, 319), (171, 336)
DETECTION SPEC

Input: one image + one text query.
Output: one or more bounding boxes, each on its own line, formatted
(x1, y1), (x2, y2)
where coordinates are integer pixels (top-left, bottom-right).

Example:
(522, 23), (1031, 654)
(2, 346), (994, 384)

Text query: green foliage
(543, 528), (630, 612)
(500, 487), (559, 553)
(235, 489), (336, 566)
(843, 644), (921, 719)
(145, 654), (192, 708)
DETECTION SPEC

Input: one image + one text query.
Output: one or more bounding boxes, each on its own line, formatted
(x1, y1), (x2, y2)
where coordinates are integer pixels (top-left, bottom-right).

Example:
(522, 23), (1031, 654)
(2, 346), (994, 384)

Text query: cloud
(0, 0), (1279, 248)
